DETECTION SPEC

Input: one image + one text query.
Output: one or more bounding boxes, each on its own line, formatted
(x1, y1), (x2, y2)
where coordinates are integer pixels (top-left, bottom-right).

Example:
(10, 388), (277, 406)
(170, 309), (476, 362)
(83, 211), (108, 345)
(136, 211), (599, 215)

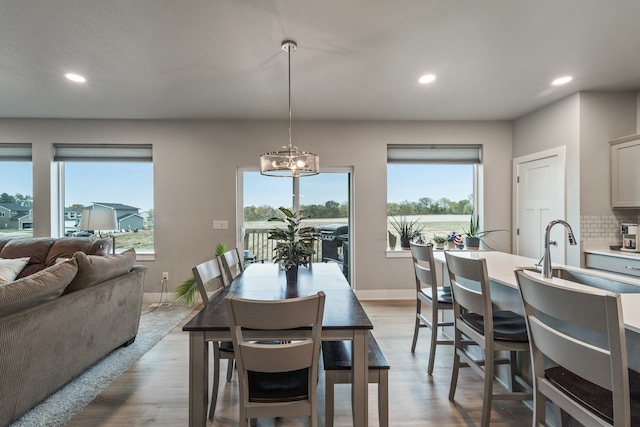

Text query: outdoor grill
(317, 224), (349, 278)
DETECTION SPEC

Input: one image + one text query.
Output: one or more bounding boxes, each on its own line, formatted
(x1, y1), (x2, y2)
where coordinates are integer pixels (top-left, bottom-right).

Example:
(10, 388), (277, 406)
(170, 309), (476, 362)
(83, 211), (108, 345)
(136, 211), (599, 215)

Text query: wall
(512, 94), (581, 265)
(0, 118), (513, 299)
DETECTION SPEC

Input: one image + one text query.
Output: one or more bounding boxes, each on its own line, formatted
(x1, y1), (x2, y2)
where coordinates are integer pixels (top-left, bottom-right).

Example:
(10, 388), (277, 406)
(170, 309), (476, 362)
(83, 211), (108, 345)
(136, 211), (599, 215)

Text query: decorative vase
(447, 241), (456, 250)
(400, 237), (411, 249)
(388, 231), (397, 250)
(465, 236), (480, 250)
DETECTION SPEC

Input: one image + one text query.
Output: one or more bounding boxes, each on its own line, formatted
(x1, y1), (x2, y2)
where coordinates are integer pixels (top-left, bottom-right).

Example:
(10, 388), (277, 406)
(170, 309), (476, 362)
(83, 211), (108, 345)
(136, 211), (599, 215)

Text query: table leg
(351, 330), (369, 427)
(189, 331), (208, 427)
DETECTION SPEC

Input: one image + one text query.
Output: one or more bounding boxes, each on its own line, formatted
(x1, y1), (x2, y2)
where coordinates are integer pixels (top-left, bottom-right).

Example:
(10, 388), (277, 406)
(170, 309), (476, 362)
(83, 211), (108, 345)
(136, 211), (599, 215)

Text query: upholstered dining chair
(225, 291), (326, 427)
(409, 241), (454, 374)
(444, 252), (532, 427)
(515, 268), (640, 426)
(220, 248), (244, 286)
(191, 258), (234, 420)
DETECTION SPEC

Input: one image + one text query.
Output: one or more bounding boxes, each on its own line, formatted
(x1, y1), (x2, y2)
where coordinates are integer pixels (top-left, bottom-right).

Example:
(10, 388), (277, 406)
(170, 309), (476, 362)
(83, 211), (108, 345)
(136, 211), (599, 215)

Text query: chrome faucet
(536, 220), (577, 278)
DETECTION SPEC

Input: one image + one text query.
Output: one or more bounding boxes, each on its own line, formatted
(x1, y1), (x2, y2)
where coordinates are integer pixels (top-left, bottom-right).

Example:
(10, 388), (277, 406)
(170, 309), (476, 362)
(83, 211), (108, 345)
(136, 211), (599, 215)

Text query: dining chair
(220, 248), (244, 286)
(409, 241), (454, 374)
(444, 252), (532, 427)
(225, 291), (326, 427)
(191, 258), (234, 420)
(515, 268), (640, 426)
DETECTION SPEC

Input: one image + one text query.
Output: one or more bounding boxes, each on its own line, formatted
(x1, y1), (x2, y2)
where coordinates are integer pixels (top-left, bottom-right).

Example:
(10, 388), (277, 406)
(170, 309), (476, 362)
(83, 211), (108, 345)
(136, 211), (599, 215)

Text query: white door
(513, 147), (566, 263)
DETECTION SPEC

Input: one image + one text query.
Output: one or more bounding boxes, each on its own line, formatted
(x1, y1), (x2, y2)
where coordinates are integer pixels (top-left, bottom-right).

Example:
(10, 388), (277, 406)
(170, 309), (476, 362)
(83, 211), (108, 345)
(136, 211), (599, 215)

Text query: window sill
(135, 252), (156, 262)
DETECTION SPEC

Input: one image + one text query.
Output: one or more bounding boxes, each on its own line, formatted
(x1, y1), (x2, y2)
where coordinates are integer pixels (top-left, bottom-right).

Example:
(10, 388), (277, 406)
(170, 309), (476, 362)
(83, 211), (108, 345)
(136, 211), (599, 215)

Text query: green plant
(463, 210), (507, 249)
(267, 208), (316, 270)
(388, 215), (425, 241)
(432, 235), (447, 243)
(174, 243), (227, 304)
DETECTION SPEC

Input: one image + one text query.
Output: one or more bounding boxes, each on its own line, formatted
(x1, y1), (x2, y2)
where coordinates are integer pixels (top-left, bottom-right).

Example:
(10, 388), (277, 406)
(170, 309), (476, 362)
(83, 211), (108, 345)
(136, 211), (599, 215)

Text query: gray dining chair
(191, 257), (234, 420)
(409, 241), (454, 374)
(225, 291), (326, 427)
(220, 248), (244, 286)
(515, 268), (640, 426)
(445, 252), (532, 427)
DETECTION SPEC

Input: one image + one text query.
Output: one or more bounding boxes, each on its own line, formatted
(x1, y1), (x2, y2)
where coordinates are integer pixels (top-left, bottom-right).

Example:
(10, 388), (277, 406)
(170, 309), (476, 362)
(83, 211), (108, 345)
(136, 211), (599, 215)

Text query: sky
(3, 162), (472, 212)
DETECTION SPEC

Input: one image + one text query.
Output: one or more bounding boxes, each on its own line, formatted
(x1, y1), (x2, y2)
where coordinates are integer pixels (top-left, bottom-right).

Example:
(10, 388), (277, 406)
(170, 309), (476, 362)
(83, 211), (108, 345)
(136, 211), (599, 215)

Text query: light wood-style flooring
(67, 300), (532, 426)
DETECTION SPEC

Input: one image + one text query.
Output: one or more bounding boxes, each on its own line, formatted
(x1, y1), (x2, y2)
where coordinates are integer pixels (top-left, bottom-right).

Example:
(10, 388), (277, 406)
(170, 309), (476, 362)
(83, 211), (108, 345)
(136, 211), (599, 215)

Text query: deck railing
(243, 228), (323, 264)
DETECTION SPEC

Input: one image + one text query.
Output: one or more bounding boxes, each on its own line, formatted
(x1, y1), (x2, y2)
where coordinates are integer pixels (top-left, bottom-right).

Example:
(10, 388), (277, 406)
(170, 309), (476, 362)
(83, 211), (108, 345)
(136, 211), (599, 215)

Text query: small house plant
(389, 215), (425, 249)
(463, 210), (505, 250)
(432, 235), (447, 249)
(174, 243), (227, 304)
(268, 207), (316, 284)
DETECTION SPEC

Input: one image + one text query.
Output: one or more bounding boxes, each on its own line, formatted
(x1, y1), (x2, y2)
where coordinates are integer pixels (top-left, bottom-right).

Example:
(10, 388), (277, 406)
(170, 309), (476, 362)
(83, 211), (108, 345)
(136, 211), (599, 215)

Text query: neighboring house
(88, 202), (145, 231)
(64, 207), (82, 229)
(140, 211), (154, 229)
(0, 203), (32, 230)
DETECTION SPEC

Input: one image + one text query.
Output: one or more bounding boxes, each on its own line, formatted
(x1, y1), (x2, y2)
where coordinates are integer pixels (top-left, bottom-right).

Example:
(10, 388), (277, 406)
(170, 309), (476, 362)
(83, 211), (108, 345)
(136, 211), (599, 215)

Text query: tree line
(244, 197), (473, 221)
(0, 192), (33, 206)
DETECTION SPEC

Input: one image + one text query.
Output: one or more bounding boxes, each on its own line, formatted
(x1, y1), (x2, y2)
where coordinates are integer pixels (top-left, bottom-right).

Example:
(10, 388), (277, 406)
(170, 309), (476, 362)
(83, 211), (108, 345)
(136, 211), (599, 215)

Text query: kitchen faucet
(535, 220), (577, 278)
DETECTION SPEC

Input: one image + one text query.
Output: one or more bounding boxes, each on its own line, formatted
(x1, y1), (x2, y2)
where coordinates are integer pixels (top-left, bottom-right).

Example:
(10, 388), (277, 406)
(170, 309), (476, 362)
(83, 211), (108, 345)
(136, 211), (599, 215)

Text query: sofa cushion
(65, 249), (136, 294)
(0, 239), (10, 253)
(0, 257), (30, 285)
(45, 237), (111, 266)
(0, 258), (78, 317)
(0, 238), (56, 279)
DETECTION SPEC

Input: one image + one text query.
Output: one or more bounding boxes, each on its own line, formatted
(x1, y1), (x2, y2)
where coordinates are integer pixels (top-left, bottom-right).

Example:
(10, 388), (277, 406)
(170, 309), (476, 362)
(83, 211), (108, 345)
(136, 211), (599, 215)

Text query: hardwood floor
(68, 300), (532, 426)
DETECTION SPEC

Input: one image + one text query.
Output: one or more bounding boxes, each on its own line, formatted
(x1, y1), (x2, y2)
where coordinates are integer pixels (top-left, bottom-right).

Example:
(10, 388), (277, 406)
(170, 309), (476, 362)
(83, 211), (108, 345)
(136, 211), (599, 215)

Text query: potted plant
(432, 235), (447, 250)
(268, 207), (316, 284)
(463, 210), (505, 250)
(389, 215), (426, 249)
(446, 231), (457, 250)
(174, 243), (227, 304)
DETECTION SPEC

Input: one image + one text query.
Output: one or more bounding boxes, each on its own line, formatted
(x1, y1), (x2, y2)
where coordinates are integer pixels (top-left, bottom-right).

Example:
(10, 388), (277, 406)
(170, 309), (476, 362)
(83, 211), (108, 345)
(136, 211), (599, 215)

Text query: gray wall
(0, 119), (512, 297)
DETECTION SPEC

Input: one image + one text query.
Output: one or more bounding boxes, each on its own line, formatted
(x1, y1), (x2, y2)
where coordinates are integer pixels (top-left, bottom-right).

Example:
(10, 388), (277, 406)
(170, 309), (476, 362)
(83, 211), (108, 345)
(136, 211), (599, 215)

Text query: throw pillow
(0, 257), (30, 285)
(66, 249), (136, 293)
(0, 258), (78, 317)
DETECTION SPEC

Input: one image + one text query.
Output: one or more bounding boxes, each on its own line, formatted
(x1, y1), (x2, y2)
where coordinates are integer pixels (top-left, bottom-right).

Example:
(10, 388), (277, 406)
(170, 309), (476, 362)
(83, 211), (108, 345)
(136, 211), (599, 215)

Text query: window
(386, 144), (480, 247)
(240, 168), (352, 282)
(0, 144), (33, 238)
(54, 144), (154, 252)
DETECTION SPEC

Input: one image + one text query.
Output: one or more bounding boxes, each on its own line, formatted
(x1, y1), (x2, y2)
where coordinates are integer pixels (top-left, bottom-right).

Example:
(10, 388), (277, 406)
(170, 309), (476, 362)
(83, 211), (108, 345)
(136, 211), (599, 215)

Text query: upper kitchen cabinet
(610, 134), (640, 208)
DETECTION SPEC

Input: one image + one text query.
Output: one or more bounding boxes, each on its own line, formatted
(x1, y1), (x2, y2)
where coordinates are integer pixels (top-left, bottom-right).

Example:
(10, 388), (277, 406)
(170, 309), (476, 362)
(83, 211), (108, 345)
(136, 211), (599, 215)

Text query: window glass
(0, 144), (33, 239)
(387, 163), (475, 247)
(63, 162), (154, 252)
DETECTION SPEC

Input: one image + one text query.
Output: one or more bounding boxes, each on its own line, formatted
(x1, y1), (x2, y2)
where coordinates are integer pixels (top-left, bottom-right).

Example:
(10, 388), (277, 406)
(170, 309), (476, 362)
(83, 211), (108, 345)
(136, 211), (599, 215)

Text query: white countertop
(432, 250), (640, 334)
(583, 248), (640, 260)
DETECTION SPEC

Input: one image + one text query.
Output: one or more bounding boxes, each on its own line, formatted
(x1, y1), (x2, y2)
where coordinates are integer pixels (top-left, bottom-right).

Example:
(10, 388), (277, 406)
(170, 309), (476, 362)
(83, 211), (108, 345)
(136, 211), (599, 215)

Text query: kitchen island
(432, 250), (640, 370)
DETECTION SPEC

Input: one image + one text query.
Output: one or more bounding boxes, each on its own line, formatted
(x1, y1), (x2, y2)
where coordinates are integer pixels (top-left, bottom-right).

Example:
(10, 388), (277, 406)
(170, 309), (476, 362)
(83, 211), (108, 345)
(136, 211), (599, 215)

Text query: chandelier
(260, 40), (319, 177)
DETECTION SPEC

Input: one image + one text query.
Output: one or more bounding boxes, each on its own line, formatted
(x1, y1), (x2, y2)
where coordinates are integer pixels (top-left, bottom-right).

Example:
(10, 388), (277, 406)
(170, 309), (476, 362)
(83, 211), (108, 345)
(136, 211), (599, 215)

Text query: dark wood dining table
(182, 262), (374, 427)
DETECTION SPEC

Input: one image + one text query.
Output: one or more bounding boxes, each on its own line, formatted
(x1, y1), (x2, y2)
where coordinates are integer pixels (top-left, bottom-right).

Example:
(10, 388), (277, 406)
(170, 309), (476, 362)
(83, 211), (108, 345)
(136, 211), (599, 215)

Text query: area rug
(9, 303), (196, 427)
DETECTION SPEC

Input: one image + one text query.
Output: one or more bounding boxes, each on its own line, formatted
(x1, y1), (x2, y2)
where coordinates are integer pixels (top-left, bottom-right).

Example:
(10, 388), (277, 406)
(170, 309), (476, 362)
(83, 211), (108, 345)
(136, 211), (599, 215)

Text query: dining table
(182, 262), (374, 427)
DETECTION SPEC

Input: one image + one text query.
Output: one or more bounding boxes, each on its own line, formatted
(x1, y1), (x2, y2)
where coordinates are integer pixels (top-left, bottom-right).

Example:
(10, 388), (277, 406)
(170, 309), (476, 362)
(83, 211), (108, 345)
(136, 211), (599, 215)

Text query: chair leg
(427, 307), (438, 374)
(208, 342), (221, 420)
(411, 300), (421, 353)
(325, 371), (335, 427)
(226, 357), (234, 381)
(480, 349), (495, 427)
(449, 347), (461, 401)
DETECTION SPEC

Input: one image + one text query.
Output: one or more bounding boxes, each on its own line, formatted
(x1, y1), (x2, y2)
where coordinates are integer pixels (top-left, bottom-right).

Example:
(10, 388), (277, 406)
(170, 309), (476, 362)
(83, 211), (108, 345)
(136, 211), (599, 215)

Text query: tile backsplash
(580, 213), (640, 242)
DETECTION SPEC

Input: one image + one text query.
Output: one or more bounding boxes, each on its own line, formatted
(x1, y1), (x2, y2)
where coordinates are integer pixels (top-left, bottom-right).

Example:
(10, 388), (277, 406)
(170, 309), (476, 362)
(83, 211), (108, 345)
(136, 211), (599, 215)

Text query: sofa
(0, 237), (147, 426)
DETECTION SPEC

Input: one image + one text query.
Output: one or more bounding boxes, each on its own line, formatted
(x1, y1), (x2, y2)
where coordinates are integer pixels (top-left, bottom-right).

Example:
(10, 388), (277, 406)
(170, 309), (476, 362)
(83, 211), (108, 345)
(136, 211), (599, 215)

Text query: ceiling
(1, 0), (640, 121)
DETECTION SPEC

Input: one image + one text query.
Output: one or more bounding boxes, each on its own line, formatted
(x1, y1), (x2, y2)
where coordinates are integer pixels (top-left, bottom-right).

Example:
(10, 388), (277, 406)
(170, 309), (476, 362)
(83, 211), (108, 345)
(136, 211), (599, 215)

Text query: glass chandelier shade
(260, 40), (319, 177)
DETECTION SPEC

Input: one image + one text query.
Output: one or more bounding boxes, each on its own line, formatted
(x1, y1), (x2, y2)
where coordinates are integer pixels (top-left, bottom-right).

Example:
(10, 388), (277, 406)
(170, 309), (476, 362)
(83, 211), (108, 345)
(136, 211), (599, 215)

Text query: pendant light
(260, 40), (319, 177)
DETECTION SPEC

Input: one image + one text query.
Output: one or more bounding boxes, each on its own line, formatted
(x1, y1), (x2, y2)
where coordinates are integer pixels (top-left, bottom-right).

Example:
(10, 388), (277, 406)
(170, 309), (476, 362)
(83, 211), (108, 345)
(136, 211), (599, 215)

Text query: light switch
(213, 220), (229, 229)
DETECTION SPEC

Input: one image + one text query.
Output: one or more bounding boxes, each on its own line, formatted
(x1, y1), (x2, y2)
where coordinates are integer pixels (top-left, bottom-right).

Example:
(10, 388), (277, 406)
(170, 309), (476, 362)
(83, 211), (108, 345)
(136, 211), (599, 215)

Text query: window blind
(0, 143), (32, 161)
(53, 144), (152, 162)
(387, 144), (482, 164)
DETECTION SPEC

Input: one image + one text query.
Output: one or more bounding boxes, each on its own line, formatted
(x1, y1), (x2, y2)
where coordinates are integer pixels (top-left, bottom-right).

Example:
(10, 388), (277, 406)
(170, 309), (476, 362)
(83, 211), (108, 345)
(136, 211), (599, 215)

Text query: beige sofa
(0, 237), (147, 426)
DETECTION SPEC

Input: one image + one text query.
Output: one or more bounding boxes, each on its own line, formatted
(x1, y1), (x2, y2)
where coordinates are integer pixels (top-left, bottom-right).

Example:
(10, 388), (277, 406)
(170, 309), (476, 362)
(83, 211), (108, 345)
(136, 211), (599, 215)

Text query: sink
(524, 267), (640, 294)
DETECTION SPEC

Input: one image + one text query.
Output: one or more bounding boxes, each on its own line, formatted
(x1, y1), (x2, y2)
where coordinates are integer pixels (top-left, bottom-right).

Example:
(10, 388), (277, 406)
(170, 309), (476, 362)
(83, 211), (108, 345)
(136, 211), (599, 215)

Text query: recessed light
(551, 76), (573, 86)
(418, 74), (436, 84)
(64, 73), (87, 83)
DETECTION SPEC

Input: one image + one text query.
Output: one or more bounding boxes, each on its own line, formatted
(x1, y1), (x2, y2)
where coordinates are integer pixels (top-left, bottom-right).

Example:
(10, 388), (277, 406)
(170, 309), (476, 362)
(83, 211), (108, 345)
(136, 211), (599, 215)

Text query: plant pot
(436, 242), (445, 250)
(388, 231), (397, 250)
(400, 237), (411, 249)
(285, 265), (299, 284)
(447, 241), (456, 250)
(465, 236), (480, 250)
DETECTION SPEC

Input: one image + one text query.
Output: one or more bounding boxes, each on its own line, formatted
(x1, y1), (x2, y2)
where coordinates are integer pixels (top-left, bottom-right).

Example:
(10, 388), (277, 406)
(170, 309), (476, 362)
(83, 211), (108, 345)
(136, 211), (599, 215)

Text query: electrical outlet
(162, 272), (169, 281)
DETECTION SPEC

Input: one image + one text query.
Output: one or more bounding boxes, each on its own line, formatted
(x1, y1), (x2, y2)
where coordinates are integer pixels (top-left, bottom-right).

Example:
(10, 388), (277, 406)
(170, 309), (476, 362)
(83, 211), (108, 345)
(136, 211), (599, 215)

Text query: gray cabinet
(610, 134), (640, 208)
(585, 252), (640, 279)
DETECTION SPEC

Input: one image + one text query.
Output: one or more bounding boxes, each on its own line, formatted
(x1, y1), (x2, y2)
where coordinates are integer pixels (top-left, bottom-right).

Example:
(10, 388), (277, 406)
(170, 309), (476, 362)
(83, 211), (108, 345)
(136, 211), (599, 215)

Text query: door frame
(512, 146), (566, 258)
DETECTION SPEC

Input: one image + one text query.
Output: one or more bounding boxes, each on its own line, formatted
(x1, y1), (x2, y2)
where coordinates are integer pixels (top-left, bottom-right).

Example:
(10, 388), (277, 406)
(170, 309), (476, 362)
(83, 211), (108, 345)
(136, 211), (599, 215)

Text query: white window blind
(387, 144), (482, 164)
(53, 144), (152, 162)
(0, 143), (32, 161)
